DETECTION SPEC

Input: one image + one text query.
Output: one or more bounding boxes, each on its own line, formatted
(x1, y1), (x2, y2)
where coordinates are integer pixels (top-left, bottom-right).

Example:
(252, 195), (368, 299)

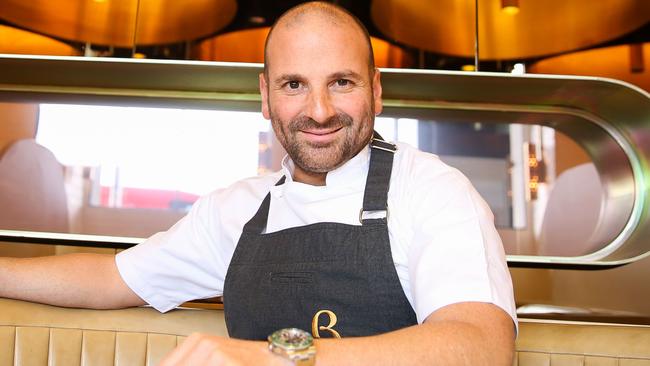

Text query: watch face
(270, 328), (313, 351)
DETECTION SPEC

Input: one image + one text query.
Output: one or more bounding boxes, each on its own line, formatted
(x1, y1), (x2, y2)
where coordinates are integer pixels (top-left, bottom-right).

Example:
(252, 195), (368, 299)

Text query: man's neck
(293, 167), (327, 186)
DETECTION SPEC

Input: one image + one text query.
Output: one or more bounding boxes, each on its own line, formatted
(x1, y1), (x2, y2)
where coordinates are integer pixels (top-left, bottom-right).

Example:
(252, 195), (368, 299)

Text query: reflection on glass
(37, 104), (271, 210)
(0, 102), (612, 257)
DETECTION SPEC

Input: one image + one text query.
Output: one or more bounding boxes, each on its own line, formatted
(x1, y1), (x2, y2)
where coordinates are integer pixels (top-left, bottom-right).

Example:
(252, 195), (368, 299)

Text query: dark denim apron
(223, 132), (417, 340)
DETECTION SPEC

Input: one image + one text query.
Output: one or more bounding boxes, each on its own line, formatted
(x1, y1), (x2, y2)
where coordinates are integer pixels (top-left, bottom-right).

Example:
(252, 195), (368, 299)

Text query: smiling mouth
(299, 127), (344, 145)
(301, 127), (343, 136)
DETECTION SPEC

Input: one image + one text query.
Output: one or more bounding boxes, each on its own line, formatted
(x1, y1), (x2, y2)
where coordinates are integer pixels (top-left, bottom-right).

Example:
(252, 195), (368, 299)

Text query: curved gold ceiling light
(371, 0), (650, 60)
(528, 43), (650, 92)
(0, 25), (80, 56)
(192, 27), (269, 63)
(191, 27), (414, 68)
(0, 0), (237, 47)
(371, 37), (414, 68)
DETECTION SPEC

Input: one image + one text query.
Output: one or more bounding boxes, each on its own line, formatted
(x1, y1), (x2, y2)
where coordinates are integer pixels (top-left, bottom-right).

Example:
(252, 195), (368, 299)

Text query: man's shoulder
(393, 142), (463, 180)
(390, 142), (476, 203)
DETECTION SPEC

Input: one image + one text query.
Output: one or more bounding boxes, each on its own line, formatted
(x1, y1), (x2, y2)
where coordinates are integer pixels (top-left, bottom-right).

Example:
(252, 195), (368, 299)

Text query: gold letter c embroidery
(311, 309), (341, 339)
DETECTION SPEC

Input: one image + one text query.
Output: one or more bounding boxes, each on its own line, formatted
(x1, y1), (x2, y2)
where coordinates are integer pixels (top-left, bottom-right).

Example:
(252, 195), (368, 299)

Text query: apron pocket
(269, 271), (314, 284)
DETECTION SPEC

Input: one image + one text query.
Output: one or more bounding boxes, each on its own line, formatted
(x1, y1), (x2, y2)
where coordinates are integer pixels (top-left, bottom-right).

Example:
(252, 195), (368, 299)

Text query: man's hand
(160, 333), (291, 366)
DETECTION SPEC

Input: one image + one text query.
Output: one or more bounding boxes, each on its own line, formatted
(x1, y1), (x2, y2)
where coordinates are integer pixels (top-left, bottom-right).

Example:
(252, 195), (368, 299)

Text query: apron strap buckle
(370, 136), (397, 153)
(359, 207), (390, 224)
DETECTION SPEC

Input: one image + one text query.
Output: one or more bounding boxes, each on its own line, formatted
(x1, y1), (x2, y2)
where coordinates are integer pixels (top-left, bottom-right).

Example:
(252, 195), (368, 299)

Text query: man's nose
(306, 88), (336, 124)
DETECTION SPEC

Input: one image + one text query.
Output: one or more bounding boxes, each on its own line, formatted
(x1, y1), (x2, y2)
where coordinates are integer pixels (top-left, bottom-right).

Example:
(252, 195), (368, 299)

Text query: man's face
(260, 17), (382, 178)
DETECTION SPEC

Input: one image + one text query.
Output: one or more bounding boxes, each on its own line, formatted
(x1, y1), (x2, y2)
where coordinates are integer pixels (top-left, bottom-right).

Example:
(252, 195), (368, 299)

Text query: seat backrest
(0, 139), (69, 233)
(3, 298), (650, 366)
(515, 318), (650, 365)
(538, 163), (603, 256)
(0, 298), (227, 366)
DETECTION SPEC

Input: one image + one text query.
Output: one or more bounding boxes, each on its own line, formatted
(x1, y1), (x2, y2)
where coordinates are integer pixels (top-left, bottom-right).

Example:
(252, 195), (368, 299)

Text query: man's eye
(336, 79), (349, 87)
(288, 81), (300, 89)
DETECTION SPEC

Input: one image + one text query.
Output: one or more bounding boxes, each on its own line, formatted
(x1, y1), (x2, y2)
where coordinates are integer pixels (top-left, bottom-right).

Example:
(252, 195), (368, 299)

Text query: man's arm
(160, 301), (515, 366)
(0, 253), (145, 309)
(316, 301), (514, 365)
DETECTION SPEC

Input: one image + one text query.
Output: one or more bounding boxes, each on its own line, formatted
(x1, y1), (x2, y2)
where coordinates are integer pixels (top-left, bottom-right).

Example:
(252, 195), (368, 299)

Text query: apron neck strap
(242, 176), (285, 233)
(360, 131), (396, 224)
(243, 131), (396, 232)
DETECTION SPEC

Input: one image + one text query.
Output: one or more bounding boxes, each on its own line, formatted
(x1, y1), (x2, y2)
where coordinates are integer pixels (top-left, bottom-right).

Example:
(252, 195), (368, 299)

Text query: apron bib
(223, 132), (417, 340)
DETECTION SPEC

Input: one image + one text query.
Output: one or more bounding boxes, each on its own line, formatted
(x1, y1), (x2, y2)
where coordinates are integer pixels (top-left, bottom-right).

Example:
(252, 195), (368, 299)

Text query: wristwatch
(268, 328), (316, 366)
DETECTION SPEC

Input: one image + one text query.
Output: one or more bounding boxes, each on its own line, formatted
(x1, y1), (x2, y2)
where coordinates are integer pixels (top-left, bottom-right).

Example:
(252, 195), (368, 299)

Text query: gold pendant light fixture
(501, 0), (520, 15)
(528, 43), (650, 92)
(370, 0), (650, 60)
(0, 0), (237, 47)
(0, 25), (80, 56)
(192, 27), (270, 64)
(191, 27), (414, 68)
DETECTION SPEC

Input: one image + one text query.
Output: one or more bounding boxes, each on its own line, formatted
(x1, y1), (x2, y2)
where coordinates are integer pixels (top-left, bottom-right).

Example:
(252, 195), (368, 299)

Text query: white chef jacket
(116, 141), (517, 326)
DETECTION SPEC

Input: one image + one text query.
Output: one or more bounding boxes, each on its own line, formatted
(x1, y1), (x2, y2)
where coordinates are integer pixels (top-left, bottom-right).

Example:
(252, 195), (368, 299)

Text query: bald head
(263, 2), (375, 78)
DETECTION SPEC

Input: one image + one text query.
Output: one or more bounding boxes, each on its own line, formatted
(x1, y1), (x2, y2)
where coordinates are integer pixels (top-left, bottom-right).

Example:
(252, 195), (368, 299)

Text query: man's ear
(259, 73), (270, 120)
(372, 68), (383, 116)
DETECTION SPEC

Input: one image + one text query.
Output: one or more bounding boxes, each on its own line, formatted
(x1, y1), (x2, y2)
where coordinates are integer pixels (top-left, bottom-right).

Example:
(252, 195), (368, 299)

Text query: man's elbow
(483, 313), (516, 366)
(491, 329), (515, 366)
(423, 302), (516, 366)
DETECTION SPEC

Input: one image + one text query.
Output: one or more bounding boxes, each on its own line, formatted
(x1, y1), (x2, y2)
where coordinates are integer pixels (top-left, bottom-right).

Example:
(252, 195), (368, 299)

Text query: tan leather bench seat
(0, 298), (226, 366)
(515, 319), (650, 366)
(2, 298), (650, 365)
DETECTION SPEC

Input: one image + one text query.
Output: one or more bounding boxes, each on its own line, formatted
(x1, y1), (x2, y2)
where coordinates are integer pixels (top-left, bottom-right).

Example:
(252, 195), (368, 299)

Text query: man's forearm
(0, 253), (144, 309)
(315, 302), (514, 366)
(160, 301), (515, 365)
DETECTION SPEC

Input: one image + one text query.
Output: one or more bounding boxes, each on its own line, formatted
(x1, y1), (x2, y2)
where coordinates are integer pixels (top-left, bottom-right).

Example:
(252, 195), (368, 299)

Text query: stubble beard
(270, 109), (375, 174)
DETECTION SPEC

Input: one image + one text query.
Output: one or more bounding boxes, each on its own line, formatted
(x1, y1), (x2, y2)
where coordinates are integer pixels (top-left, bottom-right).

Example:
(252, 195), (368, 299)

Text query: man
(0, 2), (516, 365)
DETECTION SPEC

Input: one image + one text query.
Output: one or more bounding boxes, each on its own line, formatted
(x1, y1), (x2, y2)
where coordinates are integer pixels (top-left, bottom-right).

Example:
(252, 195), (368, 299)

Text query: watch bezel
(268, 328), (314, 351)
